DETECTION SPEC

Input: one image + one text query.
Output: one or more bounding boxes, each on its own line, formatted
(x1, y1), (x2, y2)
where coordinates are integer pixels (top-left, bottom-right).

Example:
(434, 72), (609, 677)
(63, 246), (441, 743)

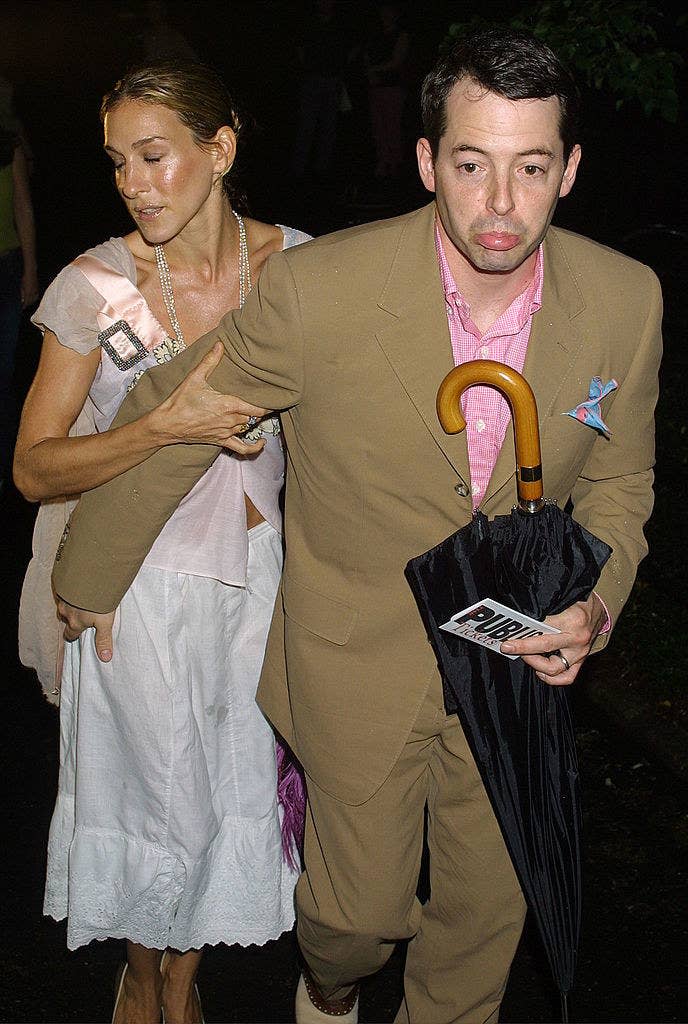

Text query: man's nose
(487, 173), (515, 217)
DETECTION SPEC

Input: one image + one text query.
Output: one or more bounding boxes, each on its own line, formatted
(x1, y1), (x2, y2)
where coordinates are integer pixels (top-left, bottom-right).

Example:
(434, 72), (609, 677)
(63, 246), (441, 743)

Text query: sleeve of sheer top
(30, 263), (105, 354)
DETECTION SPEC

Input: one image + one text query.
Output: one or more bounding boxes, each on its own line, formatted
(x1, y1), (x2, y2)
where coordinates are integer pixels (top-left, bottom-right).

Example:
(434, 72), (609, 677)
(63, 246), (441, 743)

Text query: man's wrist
(593, 590), (612, 635)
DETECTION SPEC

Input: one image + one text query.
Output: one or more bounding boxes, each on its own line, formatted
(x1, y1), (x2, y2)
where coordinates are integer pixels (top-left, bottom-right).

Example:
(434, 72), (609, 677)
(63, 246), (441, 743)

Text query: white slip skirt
(44, 521), (298, 950)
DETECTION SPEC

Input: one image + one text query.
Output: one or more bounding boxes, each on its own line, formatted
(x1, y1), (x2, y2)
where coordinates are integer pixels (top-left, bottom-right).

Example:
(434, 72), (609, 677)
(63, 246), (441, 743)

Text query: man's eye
(460, 162), (479, 174)
(523, 164), (543, 176)
(144, 156), (162, 163)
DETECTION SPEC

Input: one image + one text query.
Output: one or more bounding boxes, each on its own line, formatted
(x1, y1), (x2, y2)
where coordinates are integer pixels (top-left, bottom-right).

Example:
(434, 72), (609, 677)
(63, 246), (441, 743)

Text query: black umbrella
(405, 360), (611, 1022)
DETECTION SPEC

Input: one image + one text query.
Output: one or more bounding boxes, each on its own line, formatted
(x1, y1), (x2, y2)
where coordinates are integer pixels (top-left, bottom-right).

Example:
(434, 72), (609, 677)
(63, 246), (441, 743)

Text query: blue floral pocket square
(564, 376), (618, 437)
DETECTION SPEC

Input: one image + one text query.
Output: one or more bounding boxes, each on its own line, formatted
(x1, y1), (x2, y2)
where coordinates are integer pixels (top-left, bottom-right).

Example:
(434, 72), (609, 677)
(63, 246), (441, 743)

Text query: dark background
(3, 0), (686, 279)
(1, 3), (686, 1022)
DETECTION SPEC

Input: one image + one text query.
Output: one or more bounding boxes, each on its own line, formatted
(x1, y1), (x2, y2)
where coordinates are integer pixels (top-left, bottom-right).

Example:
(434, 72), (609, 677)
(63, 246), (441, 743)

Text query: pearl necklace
(154, 210), (251, 347)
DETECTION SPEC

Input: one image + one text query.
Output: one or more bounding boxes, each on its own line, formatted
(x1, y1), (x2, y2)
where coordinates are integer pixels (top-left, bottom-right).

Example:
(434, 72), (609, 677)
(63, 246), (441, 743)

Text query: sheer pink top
(19, 226), (311, 699)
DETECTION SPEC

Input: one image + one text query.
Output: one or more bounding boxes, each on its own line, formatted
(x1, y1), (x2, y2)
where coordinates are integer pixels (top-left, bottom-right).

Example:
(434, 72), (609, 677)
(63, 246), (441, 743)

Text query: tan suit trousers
(296, 675), (527, 1024)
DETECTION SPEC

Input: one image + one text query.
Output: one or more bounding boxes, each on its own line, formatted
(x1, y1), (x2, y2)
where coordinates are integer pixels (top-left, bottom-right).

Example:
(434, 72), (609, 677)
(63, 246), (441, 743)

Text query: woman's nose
(119, 163), (149, 199)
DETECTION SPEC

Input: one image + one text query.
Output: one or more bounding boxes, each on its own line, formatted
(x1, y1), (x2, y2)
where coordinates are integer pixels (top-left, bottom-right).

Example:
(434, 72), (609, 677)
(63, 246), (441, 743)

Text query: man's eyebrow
(104, 136), (168, 153)
(450, 143), (556, 158)
(518, 147), (556, 158)
(451, 144), (489, 156)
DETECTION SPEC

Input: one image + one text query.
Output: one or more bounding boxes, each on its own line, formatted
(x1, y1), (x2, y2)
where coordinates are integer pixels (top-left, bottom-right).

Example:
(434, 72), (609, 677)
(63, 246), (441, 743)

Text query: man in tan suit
(52, 28), (661, 1024)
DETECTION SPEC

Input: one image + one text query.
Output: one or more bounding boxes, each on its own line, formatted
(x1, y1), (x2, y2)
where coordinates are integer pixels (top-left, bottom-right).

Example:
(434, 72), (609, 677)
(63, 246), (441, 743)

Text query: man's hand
(500, 591), (607, 686)
(57, 600), (116, 663)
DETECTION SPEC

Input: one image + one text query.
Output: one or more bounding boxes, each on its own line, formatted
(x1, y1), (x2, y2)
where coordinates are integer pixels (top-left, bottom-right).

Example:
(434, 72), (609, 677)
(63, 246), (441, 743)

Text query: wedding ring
(238, 415), (259, 434)
(553, 651), (570, 671)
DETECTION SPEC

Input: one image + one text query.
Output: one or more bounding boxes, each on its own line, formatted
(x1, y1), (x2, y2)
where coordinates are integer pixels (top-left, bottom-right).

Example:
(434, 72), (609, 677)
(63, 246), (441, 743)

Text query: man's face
(417, 79), (581, 275)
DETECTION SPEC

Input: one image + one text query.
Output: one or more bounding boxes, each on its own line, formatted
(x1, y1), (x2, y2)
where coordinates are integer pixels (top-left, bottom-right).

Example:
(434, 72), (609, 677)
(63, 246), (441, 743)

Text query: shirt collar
(435, 223), (544, 325)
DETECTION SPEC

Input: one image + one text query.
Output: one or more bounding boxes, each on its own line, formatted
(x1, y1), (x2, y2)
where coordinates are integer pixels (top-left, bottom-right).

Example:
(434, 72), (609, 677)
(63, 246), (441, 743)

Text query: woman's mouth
(134, 206), (164, 221)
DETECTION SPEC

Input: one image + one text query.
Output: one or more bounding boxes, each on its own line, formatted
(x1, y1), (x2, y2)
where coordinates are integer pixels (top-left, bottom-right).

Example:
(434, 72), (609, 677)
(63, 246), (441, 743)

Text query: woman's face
(103, 99), (224, 244)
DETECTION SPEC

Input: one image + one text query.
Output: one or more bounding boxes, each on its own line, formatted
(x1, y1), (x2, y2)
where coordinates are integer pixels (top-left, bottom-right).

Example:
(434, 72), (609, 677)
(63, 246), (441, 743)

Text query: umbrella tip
(560, 991), (570, 1023)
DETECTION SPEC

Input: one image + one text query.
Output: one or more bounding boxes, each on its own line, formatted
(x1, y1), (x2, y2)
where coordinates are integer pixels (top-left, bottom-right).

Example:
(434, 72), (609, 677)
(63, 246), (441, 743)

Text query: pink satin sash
(73, 252), (170, 368)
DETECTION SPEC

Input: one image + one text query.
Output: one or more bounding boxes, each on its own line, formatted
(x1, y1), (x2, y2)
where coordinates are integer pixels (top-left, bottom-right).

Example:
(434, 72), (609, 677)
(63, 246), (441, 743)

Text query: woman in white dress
(14, 60), (309, 1024)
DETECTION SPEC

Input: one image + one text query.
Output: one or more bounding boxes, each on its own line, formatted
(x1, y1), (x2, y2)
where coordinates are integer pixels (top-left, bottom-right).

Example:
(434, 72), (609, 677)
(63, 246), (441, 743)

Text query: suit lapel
(483, 229), (588, 507)
(375, 203), (473, 502)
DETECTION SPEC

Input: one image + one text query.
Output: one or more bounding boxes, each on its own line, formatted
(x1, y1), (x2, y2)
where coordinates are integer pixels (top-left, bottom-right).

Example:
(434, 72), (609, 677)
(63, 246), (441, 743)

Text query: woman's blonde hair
(101, 59), (248, 210)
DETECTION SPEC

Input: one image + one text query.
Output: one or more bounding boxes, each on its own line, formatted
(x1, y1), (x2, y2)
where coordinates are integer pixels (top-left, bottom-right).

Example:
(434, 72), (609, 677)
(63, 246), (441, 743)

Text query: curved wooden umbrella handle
(437, 359), (544, 507)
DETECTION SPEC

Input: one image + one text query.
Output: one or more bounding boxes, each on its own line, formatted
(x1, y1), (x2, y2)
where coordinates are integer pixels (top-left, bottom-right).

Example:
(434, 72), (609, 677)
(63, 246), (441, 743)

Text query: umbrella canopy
(405, 360), (611, 1020)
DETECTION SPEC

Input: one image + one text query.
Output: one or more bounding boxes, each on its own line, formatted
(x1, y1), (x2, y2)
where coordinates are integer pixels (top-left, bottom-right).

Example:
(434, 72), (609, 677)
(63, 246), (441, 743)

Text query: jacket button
(454, 481), (470, 497)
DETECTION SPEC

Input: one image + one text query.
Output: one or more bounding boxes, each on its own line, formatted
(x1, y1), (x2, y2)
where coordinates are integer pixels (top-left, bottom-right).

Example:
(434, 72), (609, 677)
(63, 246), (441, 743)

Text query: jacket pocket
(282, 574), (357, 645)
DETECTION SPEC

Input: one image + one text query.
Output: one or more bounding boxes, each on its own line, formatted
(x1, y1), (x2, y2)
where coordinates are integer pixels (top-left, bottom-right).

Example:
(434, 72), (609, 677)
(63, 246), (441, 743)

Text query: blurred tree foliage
(444, 1), (683, 122)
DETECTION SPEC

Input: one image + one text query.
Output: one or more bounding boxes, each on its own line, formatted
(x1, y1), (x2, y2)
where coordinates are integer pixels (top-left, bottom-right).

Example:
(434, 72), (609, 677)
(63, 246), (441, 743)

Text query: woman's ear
(212, 126), (237, 179)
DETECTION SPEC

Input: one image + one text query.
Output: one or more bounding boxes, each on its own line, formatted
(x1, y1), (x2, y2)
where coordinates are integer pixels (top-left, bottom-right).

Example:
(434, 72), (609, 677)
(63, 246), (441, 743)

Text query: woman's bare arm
(13, 335), (267, 502)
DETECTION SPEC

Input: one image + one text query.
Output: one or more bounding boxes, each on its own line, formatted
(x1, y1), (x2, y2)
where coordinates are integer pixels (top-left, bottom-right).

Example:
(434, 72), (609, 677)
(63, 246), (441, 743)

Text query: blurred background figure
(111, 1), (199, 65)
(0, 118), (37, 494)
(0, 73), (34, 172)
(289, 0), (349, 186)
(364, 2), (410, 180)
(135, 0), (199, 61)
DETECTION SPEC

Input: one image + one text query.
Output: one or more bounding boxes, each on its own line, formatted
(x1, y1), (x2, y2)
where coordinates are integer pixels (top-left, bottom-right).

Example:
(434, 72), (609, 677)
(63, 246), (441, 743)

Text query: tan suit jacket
(52, 203), (662, 804)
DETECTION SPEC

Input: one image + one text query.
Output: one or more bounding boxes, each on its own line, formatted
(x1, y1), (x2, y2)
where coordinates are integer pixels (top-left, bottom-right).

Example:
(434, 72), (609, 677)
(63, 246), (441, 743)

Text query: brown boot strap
(303, 969), (359, 1017)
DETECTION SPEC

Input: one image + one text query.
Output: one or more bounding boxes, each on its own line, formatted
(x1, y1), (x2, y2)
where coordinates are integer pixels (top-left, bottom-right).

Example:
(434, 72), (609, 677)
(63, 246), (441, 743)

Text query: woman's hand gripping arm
(14, 338), (267, 502)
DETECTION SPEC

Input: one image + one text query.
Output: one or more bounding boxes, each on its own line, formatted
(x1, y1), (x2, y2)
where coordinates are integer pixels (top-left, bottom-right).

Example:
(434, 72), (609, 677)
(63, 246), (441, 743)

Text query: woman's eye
(144, 156), (162, 164)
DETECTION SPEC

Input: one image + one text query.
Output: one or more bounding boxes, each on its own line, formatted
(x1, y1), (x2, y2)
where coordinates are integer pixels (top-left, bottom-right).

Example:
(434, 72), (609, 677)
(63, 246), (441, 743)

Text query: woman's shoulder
(76, 237), (136, 281)
(246, 217), (313, 254)
(42, 237), (135, 298)
(32, 237), (135, 354)
(277, 225), (313, 249)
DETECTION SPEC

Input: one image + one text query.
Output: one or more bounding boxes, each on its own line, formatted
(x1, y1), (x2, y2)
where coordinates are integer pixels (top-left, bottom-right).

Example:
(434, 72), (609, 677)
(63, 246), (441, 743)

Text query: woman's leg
(160, 948), (204, 1024)
(113, 944), (204, 1024)
(112, 943), (162, 1024)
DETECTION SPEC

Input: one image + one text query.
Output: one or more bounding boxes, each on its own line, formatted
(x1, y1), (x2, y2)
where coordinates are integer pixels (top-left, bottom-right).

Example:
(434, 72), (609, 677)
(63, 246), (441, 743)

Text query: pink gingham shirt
(436, 227), (611, 633)
(436, 225), (543, 507)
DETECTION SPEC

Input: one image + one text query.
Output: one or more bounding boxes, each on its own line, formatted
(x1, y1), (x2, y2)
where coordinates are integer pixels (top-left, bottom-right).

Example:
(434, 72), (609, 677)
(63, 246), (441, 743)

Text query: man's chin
(471, 252), (525, 275)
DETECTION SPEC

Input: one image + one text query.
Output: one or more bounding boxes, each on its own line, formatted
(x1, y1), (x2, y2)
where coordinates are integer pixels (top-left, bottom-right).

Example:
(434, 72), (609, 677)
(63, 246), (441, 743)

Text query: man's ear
(559, 143), (581, 198)
(416, 137), (436, 193)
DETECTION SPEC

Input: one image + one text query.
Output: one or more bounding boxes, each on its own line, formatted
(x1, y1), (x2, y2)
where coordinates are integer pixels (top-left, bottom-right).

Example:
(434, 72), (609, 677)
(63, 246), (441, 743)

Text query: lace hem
(45, 798), (298, 951)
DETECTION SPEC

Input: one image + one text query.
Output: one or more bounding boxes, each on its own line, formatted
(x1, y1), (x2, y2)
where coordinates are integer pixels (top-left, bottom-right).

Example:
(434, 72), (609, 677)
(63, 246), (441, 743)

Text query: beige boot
(295, 972), (359, 1023)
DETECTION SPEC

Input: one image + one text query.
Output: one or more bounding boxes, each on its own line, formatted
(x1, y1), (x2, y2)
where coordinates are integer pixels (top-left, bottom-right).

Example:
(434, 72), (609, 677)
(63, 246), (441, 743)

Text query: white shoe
(295, 973), (359, 1023)
(111, 964), (127, 1024)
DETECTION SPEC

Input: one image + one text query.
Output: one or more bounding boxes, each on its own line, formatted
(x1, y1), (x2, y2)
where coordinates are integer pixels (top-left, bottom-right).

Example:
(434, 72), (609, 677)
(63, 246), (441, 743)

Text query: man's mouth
(475, 231), (521, 251)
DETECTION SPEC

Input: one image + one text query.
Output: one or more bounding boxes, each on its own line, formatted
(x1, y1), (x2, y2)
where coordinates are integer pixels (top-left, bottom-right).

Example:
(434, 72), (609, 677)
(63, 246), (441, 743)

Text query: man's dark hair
(421, 26), (580, 159)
